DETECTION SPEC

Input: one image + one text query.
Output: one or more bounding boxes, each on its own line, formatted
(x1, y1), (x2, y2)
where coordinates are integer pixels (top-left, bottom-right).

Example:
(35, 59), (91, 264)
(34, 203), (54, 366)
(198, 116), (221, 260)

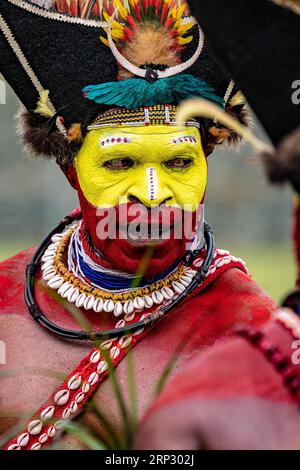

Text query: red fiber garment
(0, 247), (276, 448)
(135, 319), (300, 450)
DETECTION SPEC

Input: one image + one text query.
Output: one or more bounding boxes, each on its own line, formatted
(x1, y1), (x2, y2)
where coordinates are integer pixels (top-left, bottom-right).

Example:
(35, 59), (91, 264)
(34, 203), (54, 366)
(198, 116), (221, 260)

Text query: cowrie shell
(193, 258), (203, 268)
(7, 444), (21, 450)
(181, 275), (192, 284)
(42, 265), (55, 275)
(51, 234), (64, 243)
(68, 375), (82, 390)
(124, 300), (134, 315)
(28, 419), (43, 436)
(124, 311), (135, 322)
(114, 301), (123, 317)
(48, 275), (64, 289)
(46, 243), (58, 252)
(43, 269), (56, 281)
(42, 260), (54, 270)
(58, 282), (72, 298)
(76, 293), (86, 308)
(217, 249), (230, 256)
(75, 392), (85, 404)
(82, 382), (90, 393)
(100, 339), (112, 350)
(133, 297), (145, 310)
(62, 408), (71, 420)
(116, 319), (126, 329)
(186, 268), (196, 276)
(110, 346), (120, 360)
(41, 253), (55, 263)
(68, 287), (79, 303)
(54, 389), (70, 406)
(39, 433), (48, 444)
(84, 295), (95, 310)
(151, 291), (164, 304)
(161, 287), (174, 300)
(69, 401), (78, 414)
(47, 426), (56, 438)
(216, 259), (225, 267)
(61, 285), (74, 299)
(144, 295), (153, 308)
(179, 278), (190, 288)
(103, 299), (114, 313)
(90, 350), (101, 363)
(173, 281), (185, 295)
(119, 335), (132, 349)
(17, 433), (29, 447)
(41, 405), (54, 421)
(97, 361), (109, 373)
(88, 372), (99, 386)
(31, 443), (42, 450)
(93, 298), (104, 313)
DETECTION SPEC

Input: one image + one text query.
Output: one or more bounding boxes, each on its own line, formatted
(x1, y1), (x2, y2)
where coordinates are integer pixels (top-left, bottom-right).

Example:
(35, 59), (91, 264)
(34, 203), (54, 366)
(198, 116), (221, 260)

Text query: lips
(120, 222), (175, 244)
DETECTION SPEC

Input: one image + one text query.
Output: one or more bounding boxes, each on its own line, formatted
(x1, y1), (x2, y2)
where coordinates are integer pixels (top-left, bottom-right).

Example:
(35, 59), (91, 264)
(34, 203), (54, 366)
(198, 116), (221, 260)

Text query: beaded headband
(87, 105), (200, 130)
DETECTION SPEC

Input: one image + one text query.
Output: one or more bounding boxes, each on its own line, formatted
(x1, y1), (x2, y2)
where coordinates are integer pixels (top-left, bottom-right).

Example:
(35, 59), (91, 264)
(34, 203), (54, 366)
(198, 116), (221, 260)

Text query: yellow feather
(103, 11), (123, 30)
(103, 11), (111, 23)
(111, 29), (125, 40)
(230, 91), (246, 107)
(177, 35), (193, 45)
(177, 21), (193, 35)
(34, 90), (54, 119)
(114, 0), (128, 20)
(170, 6), (178, 18)
(176, 3), (186, 20)
(100, 35), (109, 46)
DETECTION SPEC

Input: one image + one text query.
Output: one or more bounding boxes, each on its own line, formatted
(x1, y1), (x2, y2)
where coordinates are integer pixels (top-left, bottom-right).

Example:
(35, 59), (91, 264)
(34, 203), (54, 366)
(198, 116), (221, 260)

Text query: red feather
(61, 0), (71, 14)
(124, 26), (135, 40)
(126, 15), (137, 29)
(165, 16), (175, 29)
(92, 0), (100, 17)
(143, 0), (149, 13)
(155, 0), (162, 16)
(160, 3), (168, 24)
(133, 2), (142, 20)
(70, 0), (78, 16)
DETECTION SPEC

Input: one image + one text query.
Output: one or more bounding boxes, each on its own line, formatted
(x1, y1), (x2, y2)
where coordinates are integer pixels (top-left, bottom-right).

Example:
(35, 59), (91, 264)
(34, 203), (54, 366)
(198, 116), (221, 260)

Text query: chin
(107, 236), (187, 277)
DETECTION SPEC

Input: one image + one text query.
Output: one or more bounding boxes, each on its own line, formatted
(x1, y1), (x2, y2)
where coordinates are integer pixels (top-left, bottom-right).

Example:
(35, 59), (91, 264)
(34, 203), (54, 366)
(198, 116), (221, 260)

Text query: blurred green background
(0, 79), (295, 303)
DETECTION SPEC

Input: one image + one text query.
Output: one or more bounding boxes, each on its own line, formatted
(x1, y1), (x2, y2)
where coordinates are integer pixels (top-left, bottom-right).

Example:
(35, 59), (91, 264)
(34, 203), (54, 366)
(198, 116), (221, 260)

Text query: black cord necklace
(25, 212), (215, 342)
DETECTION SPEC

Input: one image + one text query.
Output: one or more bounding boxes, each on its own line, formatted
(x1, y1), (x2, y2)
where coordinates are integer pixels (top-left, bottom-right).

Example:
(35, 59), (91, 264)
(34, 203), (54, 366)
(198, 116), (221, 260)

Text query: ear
(60, 164), (78, 190)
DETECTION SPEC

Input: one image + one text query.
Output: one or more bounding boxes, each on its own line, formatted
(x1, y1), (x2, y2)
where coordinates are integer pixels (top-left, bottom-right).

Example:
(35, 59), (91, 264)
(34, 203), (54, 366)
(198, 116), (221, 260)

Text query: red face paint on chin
(77, 186), (198, 277)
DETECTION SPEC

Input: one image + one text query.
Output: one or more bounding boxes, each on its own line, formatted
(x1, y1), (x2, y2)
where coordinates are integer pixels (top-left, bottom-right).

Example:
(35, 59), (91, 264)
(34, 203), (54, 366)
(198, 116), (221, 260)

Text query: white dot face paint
(172, 136), (197, 144)
(147, 167), (158, 202)
(100, 136), (131, 147)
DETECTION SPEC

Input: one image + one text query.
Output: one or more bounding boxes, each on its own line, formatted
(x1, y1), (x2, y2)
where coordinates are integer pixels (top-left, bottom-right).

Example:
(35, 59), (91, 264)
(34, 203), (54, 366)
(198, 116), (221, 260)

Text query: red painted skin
(0, 246), (276, 448)
(134, 320), (300, 450)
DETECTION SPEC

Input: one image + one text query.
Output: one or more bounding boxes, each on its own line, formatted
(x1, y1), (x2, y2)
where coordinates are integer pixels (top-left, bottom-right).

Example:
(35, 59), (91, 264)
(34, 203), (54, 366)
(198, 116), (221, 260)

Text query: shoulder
(0, 246), (35, 274)
(195, 264), (277, 328)
(0, 247), (36, 316)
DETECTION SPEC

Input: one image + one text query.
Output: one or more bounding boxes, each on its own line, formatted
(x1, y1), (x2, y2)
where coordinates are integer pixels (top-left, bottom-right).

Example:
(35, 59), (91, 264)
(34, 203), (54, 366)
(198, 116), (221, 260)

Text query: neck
(79, 218), (189, 278)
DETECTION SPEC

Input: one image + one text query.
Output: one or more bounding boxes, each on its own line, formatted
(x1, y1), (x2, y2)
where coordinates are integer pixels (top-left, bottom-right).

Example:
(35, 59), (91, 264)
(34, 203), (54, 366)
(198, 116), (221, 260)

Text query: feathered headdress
(0, 0), (245, 165)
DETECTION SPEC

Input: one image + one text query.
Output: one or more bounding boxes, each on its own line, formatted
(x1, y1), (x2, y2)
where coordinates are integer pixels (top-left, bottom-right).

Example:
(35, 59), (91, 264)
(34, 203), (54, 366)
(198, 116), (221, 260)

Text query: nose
(127, 167), (174, 208)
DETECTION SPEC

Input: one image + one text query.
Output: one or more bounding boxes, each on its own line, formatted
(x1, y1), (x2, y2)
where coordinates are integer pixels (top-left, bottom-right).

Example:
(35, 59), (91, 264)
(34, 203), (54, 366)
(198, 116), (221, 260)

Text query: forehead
(87, 125), (200, 148)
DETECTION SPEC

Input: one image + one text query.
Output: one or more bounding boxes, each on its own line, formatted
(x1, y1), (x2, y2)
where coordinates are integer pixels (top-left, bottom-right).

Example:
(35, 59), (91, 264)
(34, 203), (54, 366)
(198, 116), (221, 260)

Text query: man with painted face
(0, 0), (276, 450)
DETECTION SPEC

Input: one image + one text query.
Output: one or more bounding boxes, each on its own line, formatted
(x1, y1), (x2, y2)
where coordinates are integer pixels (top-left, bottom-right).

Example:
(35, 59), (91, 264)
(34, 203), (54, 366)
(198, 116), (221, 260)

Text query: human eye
(164, 158), (193, 170)
(104, 157), (135, 170)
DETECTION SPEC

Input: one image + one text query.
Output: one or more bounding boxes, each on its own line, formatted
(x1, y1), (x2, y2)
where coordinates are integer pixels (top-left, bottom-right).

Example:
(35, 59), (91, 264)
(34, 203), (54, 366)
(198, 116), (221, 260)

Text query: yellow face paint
(75, 125), (207, 211)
